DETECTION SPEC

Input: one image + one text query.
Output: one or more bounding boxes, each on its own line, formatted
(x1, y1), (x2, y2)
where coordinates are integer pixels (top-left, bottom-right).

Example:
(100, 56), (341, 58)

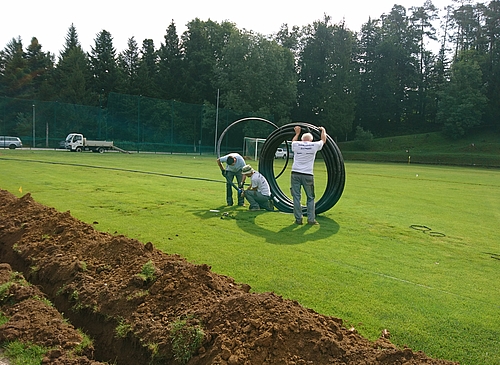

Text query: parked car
(0, 136), (23, 149)
(275, 147), (293, 159)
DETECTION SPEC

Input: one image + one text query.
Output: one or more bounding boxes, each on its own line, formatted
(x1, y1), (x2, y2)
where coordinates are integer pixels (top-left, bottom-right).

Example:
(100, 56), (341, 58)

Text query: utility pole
(214, 89), (219, 154)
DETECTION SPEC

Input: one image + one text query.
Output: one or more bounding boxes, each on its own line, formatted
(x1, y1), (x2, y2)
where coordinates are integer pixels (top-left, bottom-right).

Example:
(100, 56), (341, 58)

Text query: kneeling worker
(241, 164), (274, 211)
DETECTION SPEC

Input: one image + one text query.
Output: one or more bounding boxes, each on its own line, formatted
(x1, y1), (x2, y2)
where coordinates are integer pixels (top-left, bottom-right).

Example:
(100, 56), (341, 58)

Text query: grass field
(0, 149), (499, 365)
(338, 130), (500, 167)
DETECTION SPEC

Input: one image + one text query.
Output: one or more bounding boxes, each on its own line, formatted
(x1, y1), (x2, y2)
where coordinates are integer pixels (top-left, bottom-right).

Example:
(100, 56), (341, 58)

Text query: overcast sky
(2, 0), (451, 57)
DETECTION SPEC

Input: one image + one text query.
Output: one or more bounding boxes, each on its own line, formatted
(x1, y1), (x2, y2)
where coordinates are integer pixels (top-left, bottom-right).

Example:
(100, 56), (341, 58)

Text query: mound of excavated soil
(0, 189), (458, 364)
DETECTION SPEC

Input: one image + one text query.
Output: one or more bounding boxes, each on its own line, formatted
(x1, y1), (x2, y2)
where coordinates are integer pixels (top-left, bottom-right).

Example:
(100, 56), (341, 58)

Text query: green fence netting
(0, 94), (274, 154)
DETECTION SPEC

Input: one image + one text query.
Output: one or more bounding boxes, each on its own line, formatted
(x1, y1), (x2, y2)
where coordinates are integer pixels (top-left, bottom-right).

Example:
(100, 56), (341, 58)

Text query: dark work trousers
(225, 169), (244, 206)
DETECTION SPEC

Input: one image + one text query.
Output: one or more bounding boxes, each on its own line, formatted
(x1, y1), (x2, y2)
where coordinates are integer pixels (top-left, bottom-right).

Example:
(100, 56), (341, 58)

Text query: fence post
(137, 95), (141, 150)
(32, 103), (36, 148)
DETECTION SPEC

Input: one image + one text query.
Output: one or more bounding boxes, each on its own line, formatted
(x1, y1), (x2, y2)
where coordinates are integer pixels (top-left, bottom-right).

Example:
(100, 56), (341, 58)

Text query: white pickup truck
(64, 133), (115, 153)
(275, 147), (293, 159)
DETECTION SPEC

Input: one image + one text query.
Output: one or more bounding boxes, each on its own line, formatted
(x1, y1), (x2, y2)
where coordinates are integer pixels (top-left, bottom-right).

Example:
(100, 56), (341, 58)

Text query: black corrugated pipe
(258, 122), (345, 215)
(217, 119), (345, 215)
(216, 117), (279, 157)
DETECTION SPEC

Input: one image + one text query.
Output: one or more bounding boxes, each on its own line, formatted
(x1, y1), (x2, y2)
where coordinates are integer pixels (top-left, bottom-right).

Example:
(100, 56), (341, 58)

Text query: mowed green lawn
(1, 149), (499, 365)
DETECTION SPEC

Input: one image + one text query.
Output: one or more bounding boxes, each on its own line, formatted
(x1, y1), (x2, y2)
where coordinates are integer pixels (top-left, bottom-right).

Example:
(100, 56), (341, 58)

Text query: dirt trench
(0, 189), (458, 365)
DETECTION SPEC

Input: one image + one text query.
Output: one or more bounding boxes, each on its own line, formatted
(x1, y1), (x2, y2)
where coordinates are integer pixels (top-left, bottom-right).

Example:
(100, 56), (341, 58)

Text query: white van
(275, 147), (293, 159)
(0, 136), (23, 149)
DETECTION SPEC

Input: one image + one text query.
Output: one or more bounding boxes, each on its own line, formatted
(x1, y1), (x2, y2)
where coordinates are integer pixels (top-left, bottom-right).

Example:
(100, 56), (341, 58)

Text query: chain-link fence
(0, 94), (274, 155)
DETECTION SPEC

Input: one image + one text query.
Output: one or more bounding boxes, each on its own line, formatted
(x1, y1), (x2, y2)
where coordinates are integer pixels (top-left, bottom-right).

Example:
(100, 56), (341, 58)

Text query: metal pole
(214, 89), (219, 154)
(170, 100), (174, 147)
(32, 104), (35, 148)
(137, 95), (141, 147)
(99, 89), (103, 139)
(1, 96), (4, 137)
(54, 101), (58, 147)
(199, 105), (203, 155)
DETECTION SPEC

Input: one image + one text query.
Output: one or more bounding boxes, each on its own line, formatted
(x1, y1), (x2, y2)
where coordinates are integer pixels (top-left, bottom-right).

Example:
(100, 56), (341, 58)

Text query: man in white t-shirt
(291, 126), (327, 225)
(241, 164), (274, 211)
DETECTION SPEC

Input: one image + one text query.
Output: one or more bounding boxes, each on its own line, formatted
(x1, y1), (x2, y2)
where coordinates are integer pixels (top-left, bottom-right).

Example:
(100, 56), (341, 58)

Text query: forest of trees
(1, 0), (499, 143)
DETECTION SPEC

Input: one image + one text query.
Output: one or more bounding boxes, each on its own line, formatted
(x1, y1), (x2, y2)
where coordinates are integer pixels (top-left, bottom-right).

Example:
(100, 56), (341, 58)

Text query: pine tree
(117, 37), (141, 95)
(1, 37), (30, 97)
(409, 0), (439, 128)
(137, 38), (158, 97)
(60, 24), (81, 59)
(25, 37), (55, 100)
(89, 30), (120, 101)
(55, 25), (92, 104)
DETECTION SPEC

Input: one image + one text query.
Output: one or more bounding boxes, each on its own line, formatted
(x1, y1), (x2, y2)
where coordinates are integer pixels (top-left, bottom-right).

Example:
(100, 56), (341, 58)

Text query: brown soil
(0, 189), (458, 365)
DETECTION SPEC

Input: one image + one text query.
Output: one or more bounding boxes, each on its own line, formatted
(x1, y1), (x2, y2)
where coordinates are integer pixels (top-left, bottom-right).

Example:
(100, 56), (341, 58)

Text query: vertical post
(1, 96), (4, 136)
(214, 89), (219, 154)
(254, 138), (258, 161)
(199, 105), (203, 155)
(170, 100), (174, 148)
(32, 104), (35, 148)
(137, 95), (141, 150)
(54, 101), (58, 147)
(99, 89), (103, 139)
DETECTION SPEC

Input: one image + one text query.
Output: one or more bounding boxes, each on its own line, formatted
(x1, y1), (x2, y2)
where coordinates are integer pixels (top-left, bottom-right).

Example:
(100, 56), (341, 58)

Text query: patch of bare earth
(0, 190), (458, 364)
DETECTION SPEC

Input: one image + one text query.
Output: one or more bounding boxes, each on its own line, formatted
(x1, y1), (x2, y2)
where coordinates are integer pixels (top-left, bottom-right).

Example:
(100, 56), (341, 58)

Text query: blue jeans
(225, 170), (244, 206)
(291, 172), (315, 222)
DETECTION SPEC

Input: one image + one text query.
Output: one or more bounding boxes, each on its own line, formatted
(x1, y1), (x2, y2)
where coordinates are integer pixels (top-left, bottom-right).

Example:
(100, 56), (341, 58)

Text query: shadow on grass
(191, 205), (340, 245)
(239, 213), (340, 245)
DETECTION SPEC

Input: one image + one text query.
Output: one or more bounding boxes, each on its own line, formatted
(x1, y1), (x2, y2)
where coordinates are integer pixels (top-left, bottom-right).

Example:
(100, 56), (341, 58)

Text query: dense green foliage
(1, 0), (499, 141)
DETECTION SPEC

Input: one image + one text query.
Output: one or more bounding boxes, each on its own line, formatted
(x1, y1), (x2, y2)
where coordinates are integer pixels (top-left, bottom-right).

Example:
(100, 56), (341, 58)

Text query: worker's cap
(241, 164), (254, 175)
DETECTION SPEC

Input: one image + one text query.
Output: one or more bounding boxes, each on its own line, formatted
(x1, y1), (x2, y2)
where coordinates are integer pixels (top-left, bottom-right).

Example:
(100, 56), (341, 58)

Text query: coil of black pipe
(259, 122), (345, 214)
(216, 117), (278, 155)
(217, 118), (345, 215)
